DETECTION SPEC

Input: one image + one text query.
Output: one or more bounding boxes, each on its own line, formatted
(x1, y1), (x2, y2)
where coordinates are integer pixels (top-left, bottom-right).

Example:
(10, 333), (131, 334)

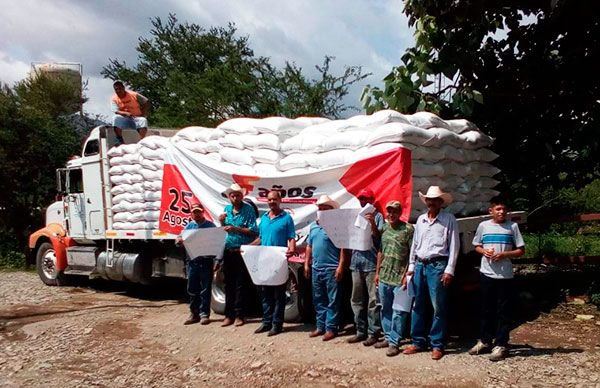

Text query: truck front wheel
(36, 242), (67, 286)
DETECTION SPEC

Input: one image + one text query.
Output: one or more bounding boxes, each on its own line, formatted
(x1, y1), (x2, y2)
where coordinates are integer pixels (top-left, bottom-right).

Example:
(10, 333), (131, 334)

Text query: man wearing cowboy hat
(347, 188), (385, 346)
(218, 183), (258, 327)
(304, 195), (347, 341)
(402, 186), (459, 360)
(176, 203), (217, 325)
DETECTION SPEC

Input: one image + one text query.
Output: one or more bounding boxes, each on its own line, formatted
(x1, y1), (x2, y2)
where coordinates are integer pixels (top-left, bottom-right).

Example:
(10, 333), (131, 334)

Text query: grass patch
(0, 250), (28, 270)
(523, 233), (600, 258)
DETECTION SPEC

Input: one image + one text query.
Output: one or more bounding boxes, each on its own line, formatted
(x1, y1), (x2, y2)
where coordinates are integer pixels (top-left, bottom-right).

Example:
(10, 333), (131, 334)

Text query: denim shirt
(349, 211), (385, 272)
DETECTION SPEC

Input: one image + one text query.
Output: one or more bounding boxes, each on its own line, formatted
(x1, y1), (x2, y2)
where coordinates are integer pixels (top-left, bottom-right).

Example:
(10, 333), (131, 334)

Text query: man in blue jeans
(176, 203), (217, 325)
(403, 186), (459, 360)
(251, 190), (296, 336)
(304, 195), (347, 342)
(375, 201), (414, 356)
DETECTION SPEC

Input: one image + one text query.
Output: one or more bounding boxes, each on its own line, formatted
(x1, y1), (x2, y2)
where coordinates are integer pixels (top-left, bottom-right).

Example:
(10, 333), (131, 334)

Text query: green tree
(362, 1), (600, 207)
(0, 74), (81, 254)
(102, 14), (368, 127)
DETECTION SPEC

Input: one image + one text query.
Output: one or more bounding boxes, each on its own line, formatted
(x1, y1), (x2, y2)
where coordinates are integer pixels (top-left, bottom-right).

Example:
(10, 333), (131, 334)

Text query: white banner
(159, 143), (413, 239)
(181, 227), (226, 260)
(240, 245), (289, 286)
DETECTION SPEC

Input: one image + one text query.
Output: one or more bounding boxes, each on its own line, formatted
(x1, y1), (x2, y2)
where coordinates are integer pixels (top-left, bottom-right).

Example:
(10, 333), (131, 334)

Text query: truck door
(65, 168), (86, 238)
(80, 138), (106, 238)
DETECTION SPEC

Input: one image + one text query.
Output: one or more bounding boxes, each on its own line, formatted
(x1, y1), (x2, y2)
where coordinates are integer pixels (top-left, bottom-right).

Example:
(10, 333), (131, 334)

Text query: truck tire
(210, 269), (226, 315)
(36, 242), (68, 286)
(284, 266), (303, 323)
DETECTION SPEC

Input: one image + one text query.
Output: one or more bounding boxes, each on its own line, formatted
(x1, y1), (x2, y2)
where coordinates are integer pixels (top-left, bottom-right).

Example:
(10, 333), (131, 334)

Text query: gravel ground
(0, 271), (599, 387)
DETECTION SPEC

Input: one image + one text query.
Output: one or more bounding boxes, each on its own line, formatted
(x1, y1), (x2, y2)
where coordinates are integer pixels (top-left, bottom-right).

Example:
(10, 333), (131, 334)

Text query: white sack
(300, 120), (352, 135)
(366, 123), (436, 147)
(110, 173), (144, 185)
(140, 169), (163, 181)
(144, 191), (162, 201)
(278, 153), (314, 171)
(139, 136), (170, 150)
(204, 140), (222, 153)
(475, 148), (499, 162)
(240, 133), (280, 150)
(411, 146), (446, 162)
(176, 139), (208, 154)
(322, 131), (370, 151)
(220, 147), (255, 165)
(109, 156), (126, 166)
(459, 131), (494, 149)
(251, 149), (281, 164)
(445, 119), (478, 134)
(112, 192), (145, 204)
(354, 143), (404, 160)
(122, 153), (141, 164)
(144, 201), (162, 211)
(467, 162), (501, 176)
(254, 117), (304, 134)
(406, 111), (449, 129)
(219, 134), (245, 150)
(112, 201), (145, 213)
(110, 183), (144, 195)
(294, 117), (331, 126)
(143, 181), (163, 191)
(140, 148), (165, 160)
(412, 161), (445, 177)
(216, 118), (260, 134)
(140, 158), (165, 171)
(109, 164), (141, 175)
(281, 134), (326, 154)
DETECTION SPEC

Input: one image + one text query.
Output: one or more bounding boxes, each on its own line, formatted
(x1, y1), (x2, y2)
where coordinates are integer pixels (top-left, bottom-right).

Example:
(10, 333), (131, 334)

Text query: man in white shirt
(402, 186), (459, 360)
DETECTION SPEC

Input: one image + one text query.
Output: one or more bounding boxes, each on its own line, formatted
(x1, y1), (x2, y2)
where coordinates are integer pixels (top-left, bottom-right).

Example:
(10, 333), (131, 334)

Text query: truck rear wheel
(36, 242), (68, 286)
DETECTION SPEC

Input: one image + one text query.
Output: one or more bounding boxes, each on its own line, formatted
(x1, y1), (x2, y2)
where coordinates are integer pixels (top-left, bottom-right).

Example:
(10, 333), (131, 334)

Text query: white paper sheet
(318, 208), (373, 251)
(181, 227), (226, 260)
(240, 245), (289, 286)
(392, 284), (413, 312)
(354, 203), (376, 230)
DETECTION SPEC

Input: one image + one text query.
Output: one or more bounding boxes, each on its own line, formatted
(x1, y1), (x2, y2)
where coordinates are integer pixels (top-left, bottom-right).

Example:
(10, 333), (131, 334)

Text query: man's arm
(304, 245), (313, 278)
(407, 222), (419, 275)
(444, 215), (460, 276)
(286, 238), (296, 257)
(335, 248), (347, 282)
(137, 94), (150, 117)
(375, 251), (383, 286)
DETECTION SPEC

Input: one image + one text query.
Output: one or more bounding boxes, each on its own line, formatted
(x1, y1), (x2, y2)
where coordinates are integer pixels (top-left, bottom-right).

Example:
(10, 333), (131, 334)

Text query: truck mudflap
(28, 223), (77, 271)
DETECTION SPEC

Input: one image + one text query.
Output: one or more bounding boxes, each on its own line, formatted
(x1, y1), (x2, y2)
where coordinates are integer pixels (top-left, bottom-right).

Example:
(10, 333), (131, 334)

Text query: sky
(0, 0), (414, 122)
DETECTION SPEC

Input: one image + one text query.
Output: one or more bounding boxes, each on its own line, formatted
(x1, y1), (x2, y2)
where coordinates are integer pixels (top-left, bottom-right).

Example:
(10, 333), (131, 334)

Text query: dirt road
(1, 271), (599, 387)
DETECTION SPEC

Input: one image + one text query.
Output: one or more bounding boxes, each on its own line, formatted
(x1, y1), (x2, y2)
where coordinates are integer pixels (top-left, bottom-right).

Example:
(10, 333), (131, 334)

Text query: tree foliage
(102, 15), (369, 127)
(362, 1), (600, 206)
(0, 74), (81, 250)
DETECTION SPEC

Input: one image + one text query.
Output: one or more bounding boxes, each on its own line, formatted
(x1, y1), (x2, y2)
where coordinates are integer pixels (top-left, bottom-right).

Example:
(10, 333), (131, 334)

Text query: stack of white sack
(107, 136), (168, 230)
(107, 110), (501, 227)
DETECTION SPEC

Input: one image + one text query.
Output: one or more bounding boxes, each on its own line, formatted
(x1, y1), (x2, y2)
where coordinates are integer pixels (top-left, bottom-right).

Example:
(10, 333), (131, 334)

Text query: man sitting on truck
(219, 183), (258, 327)
(110, 80), (150, 145)
(176, 203), (217, 325)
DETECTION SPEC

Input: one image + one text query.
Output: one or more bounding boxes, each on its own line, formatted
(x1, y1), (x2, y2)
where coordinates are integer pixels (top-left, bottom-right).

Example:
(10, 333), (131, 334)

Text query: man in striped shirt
(469, 196), (525, 361)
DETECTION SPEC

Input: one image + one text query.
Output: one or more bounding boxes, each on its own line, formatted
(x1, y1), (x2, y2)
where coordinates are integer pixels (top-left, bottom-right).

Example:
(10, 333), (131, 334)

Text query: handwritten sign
(181, 227), (226, 260)
(240, 245), (289, 286)
(318, 208), (373, 250)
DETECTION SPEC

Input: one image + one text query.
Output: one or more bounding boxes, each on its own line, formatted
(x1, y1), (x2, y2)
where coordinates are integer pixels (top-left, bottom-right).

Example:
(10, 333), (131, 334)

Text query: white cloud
(1, 0), (415, 119)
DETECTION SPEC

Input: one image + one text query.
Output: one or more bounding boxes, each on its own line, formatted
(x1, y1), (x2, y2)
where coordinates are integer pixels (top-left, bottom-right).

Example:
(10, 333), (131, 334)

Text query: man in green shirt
(375, 201), (414, 356)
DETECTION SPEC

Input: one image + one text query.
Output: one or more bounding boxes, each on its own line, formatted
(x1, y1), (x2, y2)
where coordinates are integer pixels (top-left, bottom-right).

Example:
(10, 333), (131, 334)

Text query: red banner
(159, 164), (213, 235)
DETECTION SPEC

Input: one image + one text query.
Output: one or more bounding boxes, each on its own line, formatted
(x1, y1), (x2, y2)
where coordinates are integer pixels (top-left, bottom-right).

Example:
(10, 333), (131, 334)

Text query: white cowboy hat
(222, 183), (247, 196)
(315, 195), (339, 209)
(418, 186), (453, 206)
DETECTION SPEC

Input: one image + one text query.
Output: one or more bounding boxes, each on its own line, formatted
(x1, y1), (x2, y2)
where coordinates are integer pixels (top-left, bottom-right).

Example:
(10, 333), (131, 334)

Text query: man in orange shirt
(111, 80), (150, 145)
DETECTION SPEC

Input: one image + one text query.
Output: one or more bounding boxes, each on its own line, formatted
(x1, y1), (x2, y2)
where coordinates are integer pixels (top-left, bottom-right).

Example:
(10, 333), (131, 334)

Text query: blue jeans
(410, 260), (449, 350)
(112, 114), (148, 130)
(187, 258), (214, 318)
(260, 284), (286, 329)
(379, 281), (409, 347)
(312, 268), (341, 333)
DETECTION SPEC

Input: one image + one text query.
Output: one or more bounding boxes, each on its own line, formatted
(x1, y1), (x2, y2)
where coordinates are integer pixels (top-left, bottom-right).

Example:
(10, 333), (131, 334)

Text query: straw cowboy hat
(418, 186), (453, 206)
(315, 195), (339, 209)
(222, 183), (247, 196)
